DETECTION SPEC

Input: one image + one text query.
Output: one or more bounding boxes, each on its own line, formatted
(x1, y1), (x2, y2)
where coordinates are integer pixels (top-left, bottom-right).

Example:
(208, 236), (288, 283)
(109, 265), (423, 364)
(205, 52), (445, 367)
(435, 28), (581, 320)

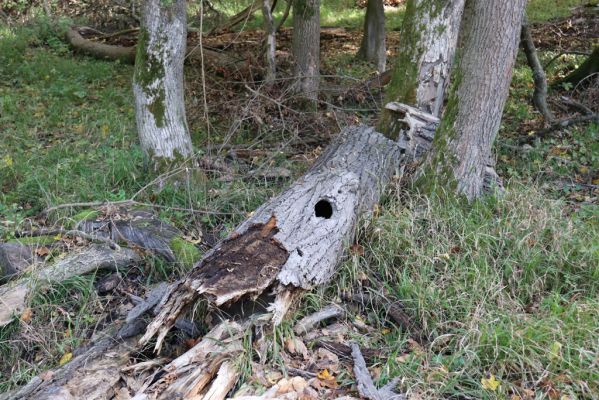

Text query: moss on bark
(134, 28), (167, 128)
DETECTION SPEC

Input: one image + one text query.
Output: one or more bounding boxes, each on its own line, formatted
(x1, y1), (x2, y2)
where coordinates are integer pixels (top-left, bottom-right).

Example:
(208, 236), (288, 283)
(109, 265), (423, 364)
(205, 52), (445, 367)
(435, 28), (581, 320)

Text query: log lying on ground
(0, 244), (140, 327)
(12, 125), (414, 398)
(65, 26), (243, 69)
(141, 125), (404, 351)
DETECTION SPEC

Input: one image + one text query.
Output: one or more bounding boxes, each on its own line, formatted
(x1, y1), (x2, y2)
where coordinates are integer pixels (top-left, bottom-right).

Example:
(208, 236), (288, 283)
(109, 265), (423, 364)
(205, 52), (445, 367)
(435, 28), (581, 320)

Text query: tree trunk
(140, 125), (403, 351)
(379, 0), (465, 137)
(356, 0), (386, 73)
(133, 0), (193, 172)
(419, 0), (526, 200)
(292, 0), (320, 102)
(521, 15), (553, 123)
(559, 46), (599, 87)
(262, 0), (277, 84)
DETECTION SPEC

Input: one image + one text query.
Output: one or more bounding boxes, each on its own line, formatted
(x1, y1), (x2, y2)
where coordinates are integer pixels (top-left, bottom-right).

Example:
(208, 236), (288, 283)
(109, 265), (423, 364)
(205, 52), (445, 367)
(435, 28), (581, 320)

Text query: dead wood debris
(293, 304), (346, 335)
(351, 343), (404, 400)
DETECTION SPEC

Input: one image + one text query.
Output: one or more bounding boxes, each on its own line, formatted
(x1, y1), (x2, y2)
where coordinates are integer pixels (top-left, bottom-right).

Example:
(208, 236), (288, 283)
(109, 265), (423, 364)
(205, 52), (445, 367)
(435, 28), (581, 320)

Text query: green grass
(325, 185), (598, 399)
(526, 0), (591, 22)
(199, 0), (405, 32)
(1, 1), (598, 398)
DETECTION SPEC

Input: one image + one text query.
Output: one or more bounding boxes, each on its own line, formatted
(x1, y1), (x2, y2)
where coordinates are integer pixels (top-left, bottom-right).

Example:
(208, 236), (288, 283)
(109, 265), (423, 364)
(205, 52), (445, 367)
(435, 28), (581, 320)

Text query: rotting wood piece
(385, 102), (503, 193)
(0, 244), (140, 327)
(141, 125), (404, 352)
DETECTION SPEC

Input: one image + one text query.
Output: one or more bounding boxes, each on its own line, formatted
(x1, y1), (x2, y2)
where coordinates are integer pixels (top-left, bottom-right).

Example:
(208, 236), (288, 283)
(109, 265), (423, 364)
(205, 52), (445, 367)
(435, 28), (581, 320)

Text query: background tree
(356, 0), (386, 73)
(133, 0), (193, 172)
(420, 0), (527, 199)
(379, 0), (465, 137)
(262, 0), (277, 84)
(292, 0), (320, 102)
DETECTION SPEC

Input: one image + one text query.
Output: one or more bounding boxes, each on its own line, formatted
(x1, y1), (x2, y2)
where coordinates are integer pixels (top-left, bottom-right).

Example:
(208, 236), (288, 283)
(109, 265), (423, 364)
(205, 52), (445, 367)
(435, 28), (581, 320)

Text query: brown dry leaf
(349, 243), (364, 256)
(316, 348), (340, 373)
(286, 337), (309, 359)
(36, 246), (50, 257)
(290, 376), (308, 392)
(20, 308), (33, 322)
(277, 378), (293, 394)
(316, 369), (338, 389)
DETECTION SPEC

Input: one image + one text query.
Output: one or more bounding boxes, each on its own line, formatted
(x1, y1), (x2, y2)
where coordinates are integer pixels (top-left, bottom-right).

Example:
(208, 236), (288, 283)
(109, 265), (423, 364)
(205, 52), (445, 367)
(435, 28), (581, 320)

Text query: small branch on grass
(519, 113), (599, 144)
(351, 343), (404, 400)
(15, 229), (120, 250)
(293, 304), (345, 335)
(347, 292), (426, 344)
(44, 200), (237, 216)
(559, 96), (594, 116)
(96, 27), (140, 40)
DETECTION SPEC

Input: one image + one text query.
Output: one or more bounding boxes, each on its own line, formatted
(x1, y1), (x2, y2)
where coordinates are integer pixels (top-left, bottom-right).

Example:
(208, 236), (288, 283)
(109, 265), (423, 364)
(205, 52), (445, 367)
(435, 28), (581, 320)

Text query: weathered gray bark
(262, 0), (277, 84)
(421, 0), (526, 199)
(292, 0), (320, 101)
(356, 0), (386, 73)
(0, 245), (140, 327)
(133, 0), (193, 171)
(141, 125), (403, 351)
(521, 15), (554, 123)
(9, 123), (441, 397)
(380, 0), (465, 137)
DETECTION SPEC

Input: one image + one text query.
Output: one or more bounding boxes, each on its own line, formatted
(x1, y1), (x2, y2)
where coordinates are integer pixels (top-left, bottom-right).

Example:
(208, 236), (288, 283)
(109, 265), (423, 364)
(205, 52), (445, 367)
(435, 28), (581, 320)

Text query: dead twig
(351, 343), (404, 400)
(293, 304), (345, 335)
(15, 229), (120, 250)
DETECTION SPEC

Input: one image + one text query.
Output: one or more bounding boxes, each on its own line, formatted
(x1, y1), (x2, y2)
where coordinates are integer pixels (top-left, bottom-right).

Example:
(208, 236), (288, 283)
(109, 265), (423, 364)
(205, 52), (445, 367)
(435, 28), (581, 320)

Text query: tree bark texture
(133, 0), (193, 171)
(380, 0), (465, 139)
(140, 125), (403, 351)
(292, 0), (321, 101)
(421, 0), (526, 199)
(262, 0), (277, 84)
(356, 0), (386, 73)
(521, 15), (554, 123)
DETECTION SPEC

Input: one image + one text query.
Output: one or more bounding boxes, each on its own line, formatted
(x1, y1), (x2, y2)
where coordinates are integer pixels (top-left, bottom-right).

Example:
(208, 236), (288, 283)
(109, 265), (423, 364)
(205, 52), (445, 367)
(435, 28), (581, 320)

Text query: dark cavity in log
(314, 199), (333, 219)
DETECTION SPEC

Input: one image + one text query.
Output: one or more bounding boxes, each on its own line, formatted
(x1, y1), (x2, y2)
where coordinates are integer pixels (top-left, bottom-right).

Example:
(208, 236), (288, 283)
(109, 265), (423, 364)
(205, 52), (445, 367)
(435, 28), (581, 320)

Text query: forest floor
(0, 1), (598, 399)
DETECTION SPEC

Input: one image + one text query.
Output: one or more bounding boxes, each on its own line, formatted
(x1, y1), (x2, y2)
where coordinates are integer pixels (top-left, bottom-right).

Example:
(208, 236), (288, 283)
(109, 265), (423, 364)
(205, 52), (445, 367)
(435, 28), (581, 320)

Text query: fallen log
(0, 244), (140, 327)
(141, 125), (404, 351)
(65, 26), (243, 70)
(11, 124), (427, 398)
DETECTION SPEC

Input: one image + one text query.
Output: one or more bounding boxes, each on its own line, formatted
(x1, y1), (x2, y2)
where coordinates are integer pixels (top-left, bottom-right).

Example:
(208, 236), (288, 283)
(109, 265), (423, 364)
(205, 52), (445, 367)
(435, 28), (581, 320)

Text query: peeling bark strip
(141, 125), (403, 350)
(133, 0), (193, 168)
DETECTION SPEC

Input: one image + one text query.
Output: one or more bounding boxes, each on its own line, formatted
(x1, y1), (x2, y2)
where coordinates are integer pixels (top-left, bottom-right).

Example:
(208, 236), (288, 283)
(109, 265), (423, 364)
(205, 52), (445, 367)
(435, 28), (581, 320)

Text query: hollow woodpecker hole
(314, 199), (333, 219)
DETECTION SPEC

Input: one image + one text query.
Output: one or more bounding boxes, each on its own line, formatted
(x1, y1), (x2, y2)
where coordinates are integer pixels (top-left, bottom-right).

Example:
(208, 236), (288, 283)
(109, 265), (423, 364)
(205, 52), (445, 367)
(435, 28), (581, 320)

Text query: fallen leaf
(481, 374), (500, 391)
(2, 155), (13, 168)
(20, 308), (33, 322)
(349, 243), (364, 256)
(316, 369), (338, 389)
(36, 246), (50, 257)
(59, 352), (73, 366)
(549, 341), (562, 359)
